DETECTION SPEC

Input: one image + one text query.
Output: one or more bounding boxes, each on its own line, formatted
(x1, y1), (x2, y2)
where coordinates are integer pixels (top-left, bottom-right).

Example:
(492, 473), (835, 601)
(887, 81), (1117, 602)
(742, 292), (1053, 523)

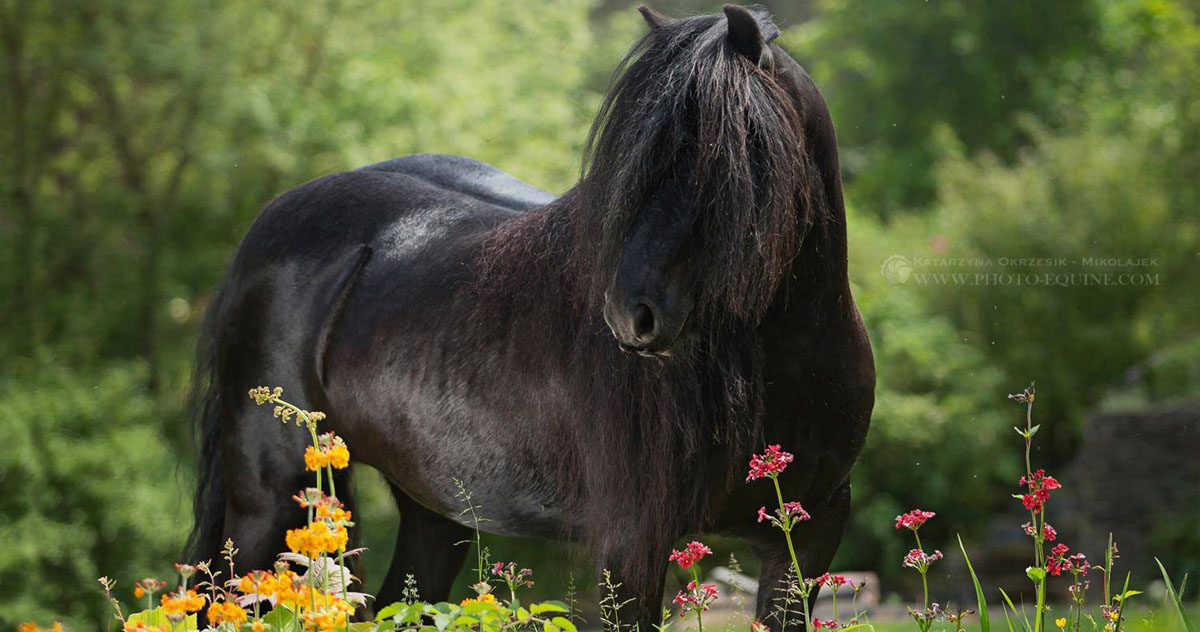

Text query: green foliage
(0, 361), (188, 629)
(784, 0), (1104, 213)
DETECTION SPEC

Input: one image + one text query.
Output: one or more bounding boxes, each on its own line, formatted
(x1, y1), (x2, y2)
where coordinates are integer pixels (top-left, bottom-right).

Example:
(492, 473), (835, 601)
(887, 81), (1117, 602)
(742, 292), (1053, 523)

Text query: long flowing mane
(578, 10), (812, 322)
(474, 8), (818, 591)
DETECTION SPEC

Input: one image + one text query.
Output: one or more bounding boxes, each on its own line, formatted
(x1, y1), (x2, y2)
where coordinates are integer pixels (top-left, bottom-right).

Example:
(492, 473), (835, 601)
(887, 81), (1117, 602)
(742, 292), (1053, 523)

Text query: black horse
(188, 5), (873, 630)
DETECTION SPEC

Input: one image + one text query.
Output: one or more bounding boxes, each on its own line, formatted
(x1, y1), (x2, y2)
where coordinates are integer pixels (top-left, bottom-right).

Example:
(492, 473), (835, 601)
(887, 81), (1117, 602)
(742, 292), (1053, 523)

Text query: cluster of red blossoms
(668, 541), (713, 571)
(746, 444), (794, 481)
(812, 615), (841, 629)
(671, 580), (719, 616)
(1018, 469), (1062, 512)
(894, 509), (936, 531)
(1047, 543), (1091, 577)
(1022, 521), (1058, 541)
(815, 573), (852, 589)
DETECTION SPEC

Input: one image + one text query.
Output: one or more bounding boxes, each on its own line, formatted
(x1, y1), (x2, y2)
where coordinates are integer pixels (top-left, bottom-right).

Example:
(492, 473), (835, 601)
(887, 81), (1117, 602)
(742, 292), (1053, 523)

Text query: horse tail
(184, 283), (229, 564)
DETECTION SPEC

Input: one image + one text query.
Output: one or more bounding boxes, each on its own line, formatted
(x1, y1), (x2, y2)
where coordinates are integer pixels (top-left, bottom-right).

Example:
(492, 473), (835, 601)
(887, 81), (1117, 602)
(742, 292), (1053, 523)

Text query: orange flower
(326, 443), (350, 469)
(134, 586), (145, 598)
(304, 445), (327, 471)
(206, 600), (248, 626)
(123, 621), (168, 632)
(285, 521), (348, 557)
(460, 593), (498, 606)
(161, 588), (206, 614)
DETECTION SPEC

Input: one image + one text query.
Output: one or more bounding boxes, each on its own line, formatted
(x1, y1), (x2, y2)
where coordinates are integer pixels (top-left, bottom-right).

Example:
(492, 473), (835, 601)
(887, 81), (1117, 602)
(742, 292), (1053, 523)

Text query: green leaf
(263, 605), (298, 630)
(128, 607), (195, 630)
(1029, 424), (1041, 436)
(999, 588), (1032, 632)
(543, 621), (560, 632)
(1115, 589), (1143, 601)
(432, 612), (452, 631)
(530, 602), (569, 615)
(376, 602), (407, 622)
(1155, 558), (1196, 632)
(551, 616), (578, 632)
(1026, 566), (1046, 582)
(516, 607), (531, 623)
(958, 535), (992, 632)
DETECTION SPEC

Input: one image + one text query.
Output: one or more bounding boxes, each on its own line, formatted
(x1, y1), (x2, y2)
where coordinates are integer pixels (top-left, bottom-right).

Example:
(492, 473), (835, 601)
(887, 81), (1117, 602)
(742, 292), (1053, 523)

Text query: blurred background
(1, 0), (1197, 628)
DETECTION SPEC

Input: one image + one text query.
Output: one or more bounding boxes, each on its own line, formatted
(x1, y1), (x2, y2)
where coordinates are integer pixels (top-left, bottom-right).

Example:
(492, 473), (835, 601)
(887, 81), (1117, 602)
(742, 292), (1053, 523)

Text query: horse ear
(723, 4), (772, 69)
(637, 4), (673, 30)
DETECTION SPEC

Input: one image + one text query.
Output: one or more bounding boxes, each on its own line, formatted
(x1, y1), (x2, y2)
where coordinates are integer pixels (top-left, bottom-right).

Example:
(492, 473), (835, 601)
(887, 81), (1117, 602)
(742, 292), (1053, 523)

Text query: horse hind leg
(375, 485), (473, 609)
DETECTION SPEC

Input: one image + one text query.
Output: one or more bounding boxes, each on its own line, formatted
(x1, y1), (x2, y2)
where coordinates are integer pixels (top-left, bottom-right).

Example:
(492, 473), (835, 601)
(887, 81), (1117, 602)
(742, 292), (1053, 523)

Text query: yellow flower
(306, 434), (350, 471)
(1055, 617), (1067, 629)
(19, 624), (38, 632)
(134, 585), (145, 598)
(460, 593), (498, 606)
(288, 590), (354, 631)
(304, 445), (328, 471)
(326, 443), (350, 469)
(285, 522), (348, 557)
(251, 622), (266, 632)
(207, 600), (248, 625)
(161, 588), (205, 614)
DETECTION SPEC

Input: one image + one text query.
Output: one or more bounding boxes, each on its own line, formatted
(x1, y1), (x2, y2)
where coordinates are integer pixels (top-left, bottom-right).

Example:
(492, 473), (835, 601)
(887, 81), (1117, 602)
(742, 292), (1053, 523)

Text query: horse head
(586, 5), (818, 356)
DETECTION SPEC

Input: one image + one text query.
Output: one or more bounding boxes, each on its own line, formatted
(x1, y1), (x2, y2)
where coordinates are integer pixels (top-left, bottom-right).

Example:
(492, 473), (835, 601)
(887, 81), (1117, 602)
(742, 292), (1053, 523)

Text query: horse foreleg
(596, 534), (672, 632)
(375, 486), (473, 610)
(753, 482), (851, 631)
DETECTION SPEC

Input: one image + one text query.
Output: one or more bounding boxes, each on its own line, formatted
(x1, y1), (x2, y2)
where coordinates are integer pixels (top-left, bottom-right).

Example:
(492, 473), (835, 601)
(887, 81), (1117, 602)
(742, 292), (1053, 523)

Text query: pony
(187, 5), (874, 629)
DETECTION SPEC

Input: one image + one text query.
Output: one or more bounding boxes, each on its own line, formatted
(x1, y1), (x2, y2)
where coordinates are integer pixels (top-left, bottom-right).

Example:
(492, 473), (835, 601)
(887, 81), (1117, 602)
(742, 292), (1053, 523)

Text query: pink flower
(668, 541), (712, 571)
(673, 580), (719, 618)
(902, 549), (943, 570)
(756, 503), (812, 528)
(783, 502), (811, 521)
(813, 616), (839, 629)
(746, 445), (794, 481)
(895, 509), (936, 531)
(751, 622), (770, 632)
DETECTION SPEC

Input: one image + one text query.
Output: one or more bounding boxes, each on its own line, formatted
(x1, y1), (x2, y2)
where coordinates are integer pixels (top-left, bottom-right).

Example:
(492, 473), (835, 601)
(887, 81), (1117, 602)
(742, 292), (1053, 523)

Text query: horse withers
(187, 5), (874, 630)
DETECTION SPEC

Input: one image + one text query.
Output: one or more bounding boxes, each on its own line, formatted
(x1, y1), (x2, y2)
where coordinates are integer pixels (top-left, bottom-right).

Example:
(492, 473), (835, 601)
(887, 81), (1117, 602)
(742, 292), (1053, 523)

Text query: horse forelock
(576, 9), (812, 325)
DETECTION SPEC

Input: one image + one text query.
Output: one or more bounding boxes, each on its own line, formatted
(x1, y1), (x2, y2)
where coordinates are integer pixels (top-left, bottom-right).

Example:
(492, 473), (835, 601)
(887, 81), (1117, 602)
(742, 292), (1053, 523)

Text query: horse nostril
(632, 303), (657, 341)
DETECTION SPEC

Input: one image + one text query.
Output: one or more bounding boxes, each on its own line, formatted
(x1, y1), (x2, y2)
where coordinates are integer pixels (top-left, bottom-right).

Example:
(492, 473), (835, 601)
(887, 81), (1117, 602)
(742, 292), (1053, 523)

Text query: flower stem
(772, 476), (811, 631)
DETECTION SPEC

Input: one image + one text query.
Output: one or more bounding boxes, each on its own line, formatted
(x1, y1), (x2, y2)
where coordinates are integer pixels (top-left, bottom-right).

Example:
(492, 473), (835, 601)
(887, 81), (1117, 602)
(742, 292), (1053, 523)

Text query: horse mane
(577, 9), (811, 324)
(474, 8), (818, 591)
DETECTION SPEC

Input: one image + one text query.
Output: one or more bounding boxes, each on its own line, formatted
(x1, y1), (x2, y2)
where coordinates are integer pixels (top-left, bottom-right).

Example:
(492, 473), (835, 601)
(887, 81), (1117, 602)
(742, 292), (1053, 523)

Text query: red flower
(668, 541), (713, 571)
(673, 580), (719, 617)
(746, 445), (794, 481)
(813, 616), (840, 629)
(1022, 521), (1057, 541)
(895, 509), (936, 531)
(1018, 470), (1062, 512)
(1067, 553), (1091, 575)
(1047, 543), (1071, 576)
